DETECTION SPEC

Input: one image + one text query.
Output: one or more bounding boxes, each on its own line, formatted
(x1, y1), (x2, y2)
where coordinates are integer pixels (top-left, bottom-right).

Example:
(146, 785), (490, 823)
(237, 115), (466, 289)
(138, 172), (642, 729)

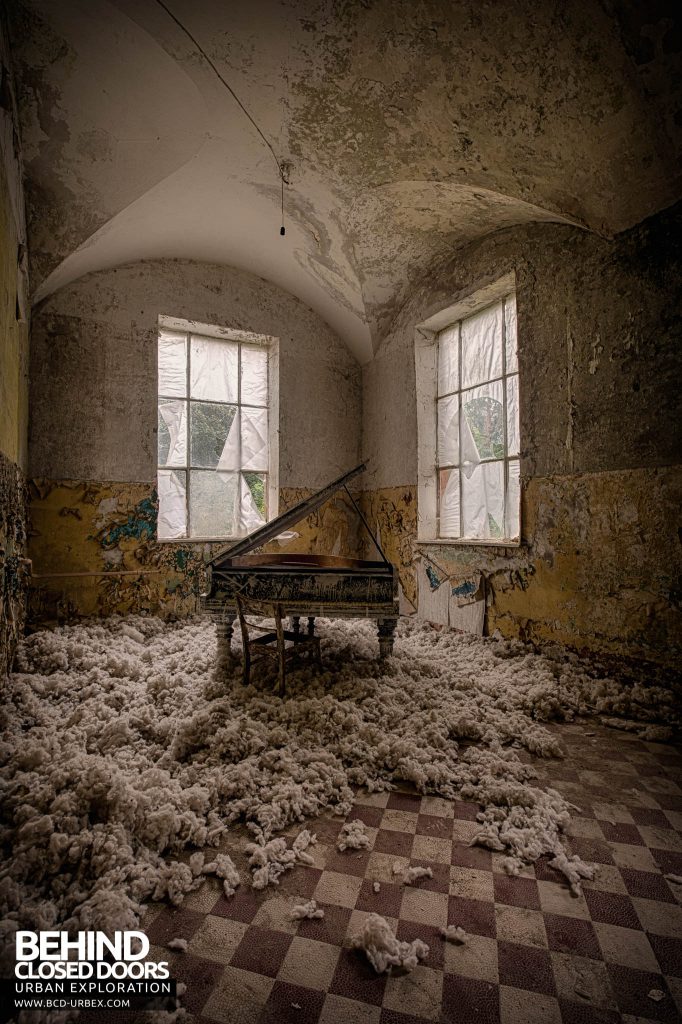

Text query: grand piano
(201, 463), (400, 660)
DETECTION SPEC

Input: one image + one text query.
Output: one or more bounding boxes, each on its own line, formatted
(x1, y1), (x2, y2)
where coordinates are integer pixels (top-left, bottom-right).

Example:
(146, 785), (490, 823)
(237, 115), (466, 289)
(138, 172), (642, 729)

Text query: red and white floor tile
(105, 722), (682, 1023)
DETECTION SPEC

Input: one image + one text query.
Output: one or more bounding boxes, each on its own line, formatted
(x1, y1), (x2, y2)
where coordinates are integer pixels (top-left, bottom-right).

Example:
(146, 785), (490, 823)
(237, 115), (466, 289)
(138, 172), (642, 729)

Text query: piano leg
(377, 617), (398, 658)
(216, 616), (236, 667)
(290, 615), (301, 638)
(307, 616), (316, 637)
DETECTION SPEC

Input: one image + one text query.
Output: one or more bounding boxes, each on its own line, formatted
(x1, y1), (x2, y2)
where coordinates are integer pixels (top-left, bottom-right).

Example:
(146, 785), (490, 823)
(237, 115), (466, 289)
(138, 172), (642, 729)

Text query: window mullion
(501, 298), (509, 537)
(458, 321), (463, 540)
(237, 342), (242, 534)
(185, 332), (191, 539)
(435, 333), (440, 537)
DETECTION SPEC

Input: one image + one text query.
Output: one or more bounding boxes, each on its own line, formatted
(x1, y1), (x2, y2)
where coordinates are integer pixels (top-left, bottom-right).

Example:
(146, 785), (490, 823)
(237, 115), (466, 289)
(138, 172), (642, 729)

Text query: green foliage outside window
(244, 472), (266, 517)
(191, 403), (237, 467)
(463, 396), (504, 460)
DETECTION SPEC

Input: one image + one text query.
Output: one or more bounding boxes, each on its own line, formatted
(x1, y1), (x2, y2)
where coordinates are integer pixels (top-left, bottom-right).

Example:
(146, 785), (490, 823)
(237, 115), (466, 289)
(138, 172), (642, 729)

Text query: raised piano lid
(209, 462), (373, 566)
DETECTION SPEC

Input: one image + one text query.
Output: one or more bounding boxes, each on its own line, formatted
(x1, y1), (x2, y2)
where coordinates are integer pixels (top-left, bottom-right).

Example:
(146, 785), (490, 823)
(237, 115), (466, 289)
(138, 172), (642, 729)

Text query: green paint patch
(173, 548), (191, 570)
(98, 496), (157, 549)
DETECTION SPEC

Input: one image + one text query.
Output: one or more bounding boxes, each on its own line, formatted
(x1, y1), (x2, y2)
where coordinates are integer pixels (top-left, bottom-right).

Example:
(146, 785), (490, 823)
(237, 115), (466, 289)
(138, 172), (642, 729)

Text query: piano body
(201, 463), (400, 659)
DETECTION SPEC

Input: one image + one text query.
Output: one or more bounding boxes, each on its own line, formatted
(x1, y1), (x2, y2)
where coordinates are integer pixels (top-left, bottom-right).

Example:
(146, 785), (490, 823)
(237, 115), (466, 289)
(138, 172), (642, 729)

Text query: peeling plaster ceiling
(10, 0), (682, 362)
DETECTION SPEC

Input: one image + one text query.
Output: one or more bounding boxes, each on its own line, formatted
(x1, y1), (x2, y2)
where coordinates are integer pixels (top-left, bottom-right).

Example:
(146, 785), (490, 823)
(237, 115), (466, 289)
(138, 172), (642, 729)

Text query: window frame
(415, 272), (521, 548)
(156, 314), (279, 543)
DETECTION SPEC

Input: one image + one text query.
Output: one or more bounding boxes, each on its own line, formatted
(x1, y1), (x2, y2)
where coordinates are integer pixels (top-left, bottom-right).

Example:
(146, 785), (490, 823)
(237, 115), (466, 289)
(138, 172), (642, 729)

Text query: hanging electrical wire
(153, 0), (288, 235)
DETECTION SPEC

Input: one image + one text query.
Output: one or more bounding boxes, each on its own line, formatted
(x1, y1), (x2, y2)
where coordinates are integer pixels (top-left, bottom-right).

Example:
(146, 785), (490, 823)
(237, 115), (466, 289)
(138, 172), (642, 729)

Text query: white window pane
(158, 330), (187, 397)
(189, 470), (239, 537)
(504, 294), (518, 373)
(158, 399), (187, 467)
(462, 460), (504, 540)
(240, 473), (267, 533)
(241, 346), (268, 406)
(241, 407), (268, 471)
(190, 336), (238, 402)
(461, 302), (503, 389)
(437, 395), (459, 466)
(461, 379), (504, 464)
(190, 402), (237, 468)
(439, 468), (460, 538)
(157, 470), (186, 539)
(506, 460), (520, 540)
(437, 325), (459, 395)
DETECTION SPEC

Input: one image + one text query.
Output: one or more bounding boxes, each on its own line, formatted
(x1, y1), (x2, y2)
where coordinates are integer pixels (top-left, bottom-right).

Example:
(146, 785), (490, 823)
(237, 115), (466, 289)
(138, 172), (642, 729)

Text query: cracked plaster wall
(28, 258), (361, 622)
(361, 206), (682, 668)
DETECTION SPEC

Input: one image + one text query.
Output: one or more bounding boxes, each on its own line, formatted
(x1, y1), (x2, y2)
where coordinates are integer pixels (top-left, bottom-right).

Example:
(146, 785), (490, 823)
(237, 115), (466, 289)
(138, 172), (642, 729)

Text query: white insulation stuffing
(351, 913), (429, 974)
(337, 819), (371, 851)
(290, 899), (324, 920)
(244, 830), (316, 890)
(403, 866), (433, 885)
(1, 614), (678, 975)
(440, 925), (467, 943)
(203, 852), (241, 897)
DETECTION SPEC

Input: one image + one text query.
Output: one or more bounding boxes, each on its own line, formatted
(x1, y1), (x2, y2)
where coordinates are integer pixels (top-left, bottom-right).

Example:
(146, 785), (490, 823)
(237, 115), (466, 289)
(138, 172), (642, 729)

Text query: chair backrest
(235, 595), (285, 644)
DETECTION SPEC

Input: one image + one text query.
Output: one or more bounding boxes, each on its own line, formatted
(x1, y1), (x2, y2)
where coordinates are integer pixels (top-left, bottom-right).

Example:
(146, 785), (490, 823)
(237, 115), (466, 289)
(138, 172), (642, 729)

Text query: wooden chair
(235, 595), (322, 696)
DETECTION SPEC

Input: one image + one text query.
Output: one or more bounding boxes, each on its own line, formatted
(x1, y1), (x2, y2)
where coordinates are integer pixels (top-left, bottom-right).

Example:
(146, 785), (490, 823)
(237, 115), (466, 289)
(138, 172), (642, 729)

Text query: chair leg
(242, 645), (251, 687)
(277, 651), (286, 697)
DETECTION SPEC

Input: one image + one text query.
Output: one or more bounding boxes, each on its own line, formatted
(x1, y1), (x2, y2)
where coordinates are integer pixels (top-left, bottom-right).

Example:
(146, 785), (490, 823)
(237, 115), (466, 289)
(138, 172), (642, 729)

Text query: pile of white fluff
(352, 912), (429, 973)
(337, 819), (371, 851)
(202, 852), (240, 897)
(290, 899), (324, 920)
(403, 866), (433, 885)
(245, 829), (317, 889)
(1, 614), (678, 976)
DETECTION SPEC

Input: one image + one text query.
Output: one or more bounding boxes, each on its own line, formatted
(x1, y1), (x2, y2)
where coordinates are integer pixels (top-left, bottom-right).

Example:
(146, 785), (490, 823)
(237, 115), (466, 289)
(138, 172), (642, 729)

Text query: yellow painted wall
(30, 467), (680, 670)
(361, 466), (682, 670)
(0, 117), (28, 470)
(0, 27), (30, 675)
(28, 480), (362, 624)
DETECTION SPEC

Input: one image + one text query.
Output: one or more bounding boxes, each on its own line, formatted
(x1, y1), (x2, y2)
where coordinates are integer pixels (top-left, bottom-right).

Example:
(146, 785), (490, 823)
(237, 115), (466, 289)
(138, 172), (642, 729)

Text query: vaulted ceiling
(10, 0), (682, 361)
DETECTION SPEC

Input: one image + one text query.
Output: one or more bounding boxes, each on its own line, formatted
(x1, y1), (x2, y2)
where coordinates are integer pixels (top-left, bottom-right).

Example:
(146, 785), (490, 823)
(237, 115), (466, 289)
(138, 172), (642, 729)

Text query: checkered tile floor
(132, 722), (682, 1024)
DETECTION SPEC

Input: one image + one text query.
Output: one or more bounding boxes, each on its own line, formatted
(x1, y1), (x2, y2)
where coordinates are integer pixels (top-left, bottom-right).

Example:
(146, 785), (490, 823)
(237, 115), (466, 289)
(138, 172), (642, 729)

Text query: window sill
(417, 537), (522, 549)
(156, 537), (239, 545)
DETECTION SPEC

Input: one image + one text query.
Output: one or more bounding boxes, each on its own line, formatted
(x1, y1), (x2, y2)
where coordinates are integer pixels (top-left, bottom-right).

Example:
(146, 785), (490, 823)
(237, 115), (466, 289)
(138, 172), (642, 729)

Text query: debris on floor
(337, 818), (371, 850)
(290, 898), (324, 920)
(1, 614), (678, 974)
(244, 831), (316, 890)
(351, 912), (429, 973)
(402, 865), (434, 885)
(203, 852), (240, 897)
